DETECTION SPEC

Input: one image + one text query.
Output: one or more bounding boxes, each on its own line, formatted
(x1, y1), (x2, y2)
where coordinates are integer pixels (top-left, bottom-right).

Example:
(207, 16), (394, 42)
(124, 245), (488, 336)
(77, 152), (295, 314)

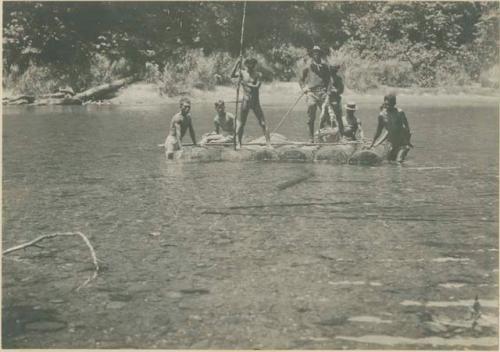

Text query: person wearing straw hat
(342, 102), (364, 141)
(299, 45), (330, 143)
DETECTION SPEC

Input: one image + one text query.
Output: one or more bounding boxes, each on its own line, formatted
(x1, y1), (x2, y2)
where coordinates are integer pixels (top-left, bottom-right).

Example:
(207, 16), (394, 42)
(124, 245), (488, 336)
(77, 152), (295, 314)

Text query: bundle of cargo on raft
(167, 133), (387, 166)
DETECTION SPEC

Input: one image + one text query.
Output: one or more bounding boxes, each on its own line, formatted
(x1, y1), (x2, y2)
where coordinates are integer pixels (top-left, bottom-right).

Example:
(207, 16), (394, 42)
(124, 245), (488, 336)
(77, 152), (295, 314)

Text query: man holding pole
(299, 45), (331, 143)
(231, 57), (271, 149)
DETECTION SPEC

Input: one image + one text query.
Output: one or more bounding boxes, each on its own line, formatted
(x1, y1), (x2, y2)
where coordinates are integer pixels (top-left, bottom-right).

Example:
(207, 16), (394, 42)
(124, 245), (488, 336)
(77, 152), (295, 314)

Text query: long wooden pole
(272, 92), (305, 133)
(234, 1), (247, 150)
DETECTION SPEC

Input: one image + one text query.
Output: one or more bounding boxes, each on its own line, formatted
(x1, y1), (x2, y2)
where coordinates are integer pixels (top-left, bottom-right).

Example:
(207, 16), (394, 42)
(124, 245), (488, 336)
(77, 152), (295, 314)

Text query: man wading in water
(165, 97), (197, 159)
(299, 45), (331, 143)
(231, 57), (271, 149)
(369, 94), (412, 162)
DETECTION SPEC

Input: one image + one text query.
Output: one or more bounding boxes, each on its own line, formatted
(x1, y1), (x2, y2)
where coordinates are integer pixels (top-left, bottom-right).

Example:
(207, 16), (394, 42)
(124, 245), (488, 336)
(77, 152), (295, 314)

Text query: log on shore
(4, 76), (136, 106)
(74, 76), (137, 102)
(3, 95), (36, 105)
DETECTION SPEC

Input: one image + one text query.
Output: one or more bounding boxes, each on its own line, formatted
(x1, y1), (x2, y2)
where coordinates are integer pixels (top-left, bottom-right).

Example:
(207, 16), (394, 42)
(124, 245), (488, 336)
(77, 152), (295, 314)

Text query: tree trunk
(74, 75), (137, 102)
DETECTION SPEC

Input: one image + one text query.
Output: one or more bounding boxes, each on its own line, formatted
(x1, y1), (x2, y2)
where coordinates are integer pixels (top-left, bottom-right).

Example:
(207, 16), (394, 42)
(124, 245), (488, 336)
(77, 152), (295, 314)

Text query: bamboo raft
(167, 134), (387, 165)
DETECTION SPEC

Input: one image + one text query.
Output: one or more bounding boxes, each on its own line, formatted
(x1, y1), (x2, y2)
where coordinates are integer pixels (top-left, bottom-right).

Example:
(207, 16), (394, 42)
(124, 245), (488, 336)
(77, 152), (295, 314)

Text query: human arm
(175, 119), (183, 149)
(357, 119), (365, 140)
(401, 111), (410, 131)
(243, 73), (262, 89)
(188, 118), (197, 145)
(298, 67), (309, 92)
(369, 115), (384, 149)
(231, 59), (242, 78)
(214, 117), (220, 134)
(335, 75), (344, 95)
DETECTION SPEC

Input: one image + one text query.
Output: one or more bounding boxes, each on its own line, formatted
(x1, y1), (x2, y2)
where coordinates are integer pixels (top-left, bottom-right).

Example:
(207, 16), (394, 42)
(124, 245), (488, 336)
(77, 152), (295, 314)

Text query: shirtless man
(200, 100), (235, 145)
(369, 94), (412, 162)
(299, 45), (330, 142)
(231, 57), (271, 148)
(213, 100), (235, 135)
(165, 97), (197, 159)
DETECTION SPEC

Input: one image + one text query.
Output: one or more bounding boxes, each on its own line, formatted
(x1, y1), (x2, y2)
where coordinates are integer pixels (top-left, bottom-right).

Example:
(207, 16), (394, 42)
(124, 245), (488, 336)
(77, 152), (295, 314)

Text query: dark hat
(214, 99), (225, 108)
(346, 102), (357, 111)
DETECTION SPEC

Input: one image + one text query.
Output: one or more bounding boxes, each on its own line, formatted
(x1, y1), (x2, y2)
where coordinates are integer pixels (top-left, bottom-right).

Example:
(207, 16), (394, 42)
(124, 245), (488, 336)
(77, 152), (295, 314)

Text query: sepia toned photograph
(2, 0), (499, 349)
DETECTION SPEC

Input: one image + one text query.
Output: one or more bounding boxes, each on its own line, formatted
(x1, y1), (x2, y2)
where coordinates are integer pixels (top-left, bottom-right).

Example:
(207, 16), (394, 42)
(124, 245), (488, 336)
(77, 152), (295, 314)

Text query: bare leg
(319, 101), (329, 129)
(397, 145), (411, 163)
(236, 99), (250, 148)
(387, 144), (399, 161)
(307, 103), (317, 143)
(253, 102), (271, 146)
(333, 101), (344, 134)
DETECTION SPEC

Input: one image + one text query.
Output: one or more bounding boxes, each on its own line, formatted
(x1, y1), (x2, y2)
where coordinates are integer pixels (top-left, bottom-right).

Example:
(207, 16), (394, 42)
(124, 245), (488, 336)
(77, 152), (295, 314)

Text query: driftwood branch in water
(3, 231), (99, 291)
(276, 171), (315, 191)
(74, 76), (137, 101)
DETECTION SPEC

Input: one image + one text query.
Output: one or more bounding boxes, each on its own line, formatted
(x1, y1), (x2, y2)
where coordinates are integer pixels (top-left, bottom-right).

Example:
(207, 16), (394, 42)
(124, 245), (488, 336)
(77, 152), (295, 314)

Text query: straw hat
(346, 102), (357, 111)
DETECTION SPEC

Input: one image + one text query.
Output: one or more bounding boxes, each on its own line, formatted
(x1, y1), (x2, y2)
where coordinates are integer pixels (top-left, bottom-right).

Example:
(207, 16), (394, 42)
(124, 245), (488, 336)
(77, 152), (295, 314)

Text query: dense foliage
(3, 1), (499, 94)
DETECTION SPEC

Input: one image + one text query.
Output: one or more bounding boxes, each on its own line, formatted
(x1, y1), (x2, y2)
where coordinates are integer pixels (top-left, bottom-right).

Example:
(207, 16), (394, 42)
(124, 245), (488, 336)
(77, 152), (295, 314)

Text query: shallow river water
(2, 97), (499, 349)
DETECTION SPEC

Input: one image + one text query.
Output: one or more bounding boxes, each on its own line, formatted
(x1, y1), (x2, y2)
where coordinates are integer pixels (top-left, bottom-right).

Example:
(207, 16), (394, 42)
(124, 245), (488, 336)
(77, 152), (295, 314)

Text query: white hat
(346, 102), (357, 111)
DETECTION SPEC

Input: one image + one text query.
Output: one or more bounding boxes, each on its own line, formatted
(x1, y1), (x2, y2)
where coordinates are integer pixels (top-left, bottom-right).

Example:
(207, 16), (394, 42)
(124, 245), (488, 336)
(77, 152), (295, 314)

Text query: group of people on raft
(165, 45), (412, 163)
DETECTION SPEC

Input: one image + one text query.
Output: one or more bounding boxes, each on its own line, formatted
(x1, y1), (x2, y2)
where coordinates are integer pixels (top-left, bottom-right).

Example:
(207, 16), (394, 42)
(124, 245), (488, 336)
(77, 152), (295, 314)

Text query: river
(2, 97), (499, 349)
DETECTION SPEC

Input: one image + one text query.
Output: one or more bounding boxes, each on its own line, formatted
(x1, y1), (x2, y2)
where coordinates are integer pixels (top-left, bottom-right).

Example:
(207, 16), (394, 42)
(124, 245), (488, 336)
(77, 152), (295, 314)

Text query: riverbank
(107, 81), (500, 107)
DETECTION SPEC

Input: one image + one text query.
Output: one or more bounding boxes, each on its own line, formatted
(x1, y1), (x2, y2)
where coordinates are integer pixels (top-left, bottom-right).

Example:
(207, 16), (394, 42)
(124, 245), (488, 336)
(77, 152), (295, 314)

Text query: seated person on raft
(165, 97), (197, 159)
(342, 102), (364, 141)
(315, 117), (341, 143)
(369, 94), (412, 163)
(199, 100), (235, 145)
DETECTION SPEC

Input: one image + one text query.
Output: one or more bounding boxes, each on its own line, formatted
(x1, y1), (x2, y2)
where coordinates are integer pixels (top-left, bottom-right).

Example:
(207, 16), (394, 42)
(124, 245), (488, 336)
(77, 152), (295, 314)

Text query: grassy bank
(108, 80), (499, 108)
(4, 47), (499, 102)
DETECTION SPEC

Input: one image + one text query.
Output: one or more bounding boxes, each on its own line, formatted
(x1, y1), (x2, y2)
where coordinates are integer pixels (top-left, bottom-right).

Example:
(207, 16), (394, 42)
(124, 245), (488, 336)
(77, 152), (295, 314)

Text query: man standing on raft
(369, 94), (412, 162)
(299, 45), (331, 143)
(231, 57), (271, 148)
